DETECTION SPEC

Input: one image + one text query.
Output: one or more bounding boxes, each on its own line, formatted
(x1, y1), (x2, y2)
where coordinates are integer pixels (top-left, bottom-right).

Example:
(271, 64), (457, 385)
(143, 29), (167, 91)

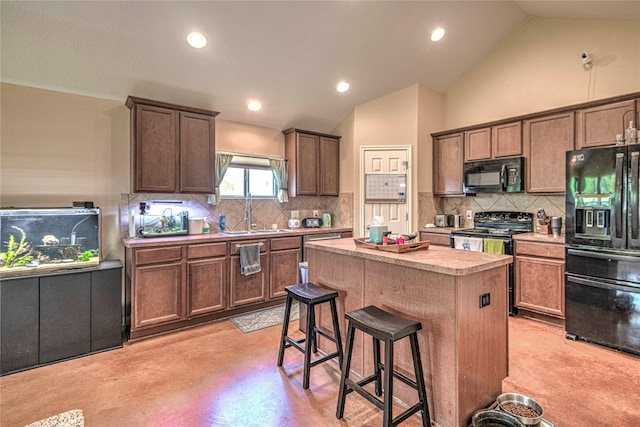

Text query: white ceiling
(2, 1), (639, 133)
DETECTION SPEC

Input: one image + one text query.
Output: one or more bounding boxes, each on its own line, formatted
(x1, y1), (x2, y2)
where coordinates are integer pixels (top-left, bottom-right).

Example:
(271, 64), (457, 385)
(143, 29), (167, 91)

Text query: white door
(361, 147), (411, 237)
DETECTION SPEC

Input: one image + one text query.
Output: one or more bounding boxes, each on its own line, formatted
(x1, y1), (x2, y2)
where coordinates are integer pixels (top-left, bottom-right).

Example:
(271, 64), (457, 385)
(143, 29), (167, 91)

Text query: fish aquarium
(0, 208), (100, 278)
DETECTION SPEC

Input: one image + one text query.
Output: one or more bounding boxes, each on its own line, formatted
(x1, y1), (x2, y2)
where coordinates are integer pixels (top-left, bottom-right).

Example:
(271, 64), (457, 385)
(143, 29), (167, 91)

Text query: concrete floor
(1, 316), (639, 426)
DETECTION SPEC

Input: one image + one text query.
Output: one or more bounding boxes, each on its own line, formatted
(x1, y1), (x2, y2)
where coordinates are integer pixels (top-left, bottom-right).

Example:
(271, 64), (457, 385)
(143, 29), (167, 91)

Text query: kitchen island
(306, 238), (512, 427)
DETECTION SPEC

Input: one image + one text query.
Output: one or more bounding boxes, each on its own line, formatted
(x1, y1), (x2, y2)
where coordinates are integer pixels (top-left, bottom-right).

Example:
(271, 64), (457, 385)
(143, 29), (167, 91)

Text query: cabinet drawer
(515, 241), (565, 259)
(231, 239), (268, 255)
(270, 236), (301, 251)
(187, 242), (227, 259)
(135, 246), (183, 266)
(419, 232), (451, 246)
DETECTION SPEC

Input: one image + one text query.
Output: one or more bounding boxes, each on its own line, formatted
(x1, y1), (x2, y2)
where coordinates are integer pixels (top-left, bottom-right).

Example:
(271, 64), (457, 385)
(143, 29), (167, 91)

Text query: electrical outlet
(479, 293), (491, 308)
(313, 210), (319, 218)
(291, 210), (299, 219)
(466, 210), (473, 219)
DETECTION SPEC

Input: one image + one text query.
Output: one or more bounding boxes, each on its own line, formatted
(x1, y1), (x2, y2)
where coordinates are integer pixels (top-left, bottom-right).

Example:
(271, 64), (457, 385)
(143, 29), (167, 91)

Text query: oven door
(565, 273), (640, 356)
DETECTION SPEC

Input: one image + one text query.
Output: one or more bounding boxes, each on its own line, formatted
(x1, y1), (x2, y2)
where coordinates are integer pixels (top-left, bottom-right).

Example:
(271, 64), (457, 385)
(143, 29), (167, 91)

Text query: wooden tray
(353, 238), (430, 253)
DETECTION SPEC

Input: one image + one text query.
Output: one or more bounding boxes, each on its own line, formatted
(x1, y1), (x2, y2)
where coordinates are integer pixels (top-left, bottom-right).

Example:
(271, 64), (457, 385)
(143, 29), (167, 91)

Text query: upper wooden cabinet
(126, 96), (219, 194)
(464, 128), (491, 161)
(523, 112), (575, 193)
(577, 99), (636, 149)
(464, 122), (522, 162)
(433, 132), (464, 196)
(492, 121), (523, 158)
(283, 128), (340, 197)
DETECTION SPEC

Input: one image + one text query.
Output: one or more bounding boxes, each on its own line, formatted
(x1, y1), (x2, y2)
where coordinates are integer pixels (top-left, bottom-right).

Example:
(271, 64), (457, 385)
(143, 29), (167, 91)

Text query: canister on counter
(218, 214), (226, 232)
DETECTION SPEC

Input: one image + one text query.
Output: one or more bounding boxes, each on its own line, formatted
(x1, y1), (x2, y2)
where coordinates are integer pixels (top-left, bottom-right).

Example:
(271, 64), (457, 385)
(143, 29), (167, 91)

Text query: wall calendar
(365, 174), (406, 203)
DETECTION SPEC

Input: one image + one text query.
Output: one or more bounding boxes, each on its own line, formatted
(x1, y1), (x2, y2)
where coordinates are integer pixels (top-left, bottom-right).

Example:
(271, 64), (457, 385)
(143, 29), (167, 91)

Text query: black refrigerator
(565, 144), (640, 356)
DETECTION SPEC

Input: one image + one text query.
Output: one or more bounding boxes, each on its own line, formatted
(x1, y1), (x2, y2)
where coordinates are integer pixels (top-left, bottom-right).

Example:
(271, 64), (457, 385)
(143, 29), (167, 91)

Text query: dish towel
(484, 239), (504, 254)
(239, 243), (262, 276)
(453, 236), (483, 252)
(483, 238), (505, 254)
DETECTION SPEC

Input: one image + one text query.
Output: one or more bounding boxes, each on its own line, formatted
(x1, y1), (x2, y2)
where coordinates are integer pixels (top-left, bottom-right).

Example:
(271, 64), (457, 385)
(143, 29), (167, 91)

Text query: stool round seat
(277, 282), (343, 390)
(336, 305), (431, 427)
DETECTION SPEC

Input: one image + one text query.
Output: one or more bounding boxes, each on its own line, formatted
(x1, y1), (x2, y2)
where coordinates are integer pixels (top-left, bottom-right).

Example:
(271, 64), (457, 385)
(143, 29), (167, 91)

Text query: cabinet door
(133, 262), (183, 328)
(433, 133), (464, 196)
(40, 273), (92, 364)
(133, 104), (178, 192)
(492, 121), (522, 157)
(464, 128), (491, 161)
(296, 133), (319, 195)
(577, 100), (636, 149)
(187, 257), (227, 316)
(91, 265), (123, 352)
(230, 253), (269, 307)
(319, 136), (340, 196)
(515, 256), (565, 318)
(179, 112), (215, 193)
(270, 248), (302, 298)
(1, 277), (39, 374)
(523, 112), (574, 193)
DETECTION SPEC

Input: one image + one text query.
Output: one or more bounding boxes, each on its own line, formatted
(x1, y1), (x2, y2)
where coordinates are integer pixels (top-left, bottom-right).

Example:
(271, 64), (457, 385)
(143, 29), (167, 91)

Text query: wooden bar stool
(336, 305), (431, 427)
(277, 282), (343, 389)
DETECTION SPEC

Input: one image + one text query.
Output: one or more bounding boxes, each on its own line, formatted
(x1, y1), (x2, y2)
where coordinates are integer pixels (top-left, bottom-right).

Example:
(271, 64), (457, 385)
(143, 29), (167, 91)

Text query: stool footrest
(315, 327), (337, 343)
(375, 364), (420, 390)
(345, 378), (384, 410)
(309, 351), (340, 368)
(392, 402), (424, 426)
(284, 336), (307, 354)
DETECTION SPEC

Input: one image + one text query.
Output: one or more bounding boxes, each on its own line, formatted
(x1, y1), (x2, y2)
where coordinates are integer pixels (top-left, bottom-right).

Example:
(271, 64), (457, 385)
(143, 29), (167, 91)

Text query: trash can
(299, 262), (308, 332)
(299, 261), (308, 283)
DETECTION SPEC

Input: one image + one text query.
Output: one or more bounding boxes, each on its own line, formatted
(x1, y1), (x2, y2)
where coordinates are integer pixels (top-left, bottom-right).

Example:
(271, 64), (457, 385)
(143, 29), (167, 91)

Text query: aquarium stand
(0, 260), (123, 376)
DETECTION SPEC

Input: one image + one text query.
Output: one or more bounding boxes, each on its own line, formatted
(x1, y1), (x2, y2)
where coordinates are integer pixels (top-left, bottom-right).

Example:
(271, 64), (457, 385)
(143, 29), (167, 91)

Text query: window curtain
(210, 153), (234, 204)
(269, 159), (289, 203)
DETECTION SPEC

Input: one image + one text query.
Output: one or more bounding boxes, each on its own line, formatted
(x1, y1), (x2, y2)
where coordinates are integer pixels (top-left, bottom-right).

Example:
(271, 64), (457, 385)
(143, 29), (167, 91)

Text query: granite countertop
(122, 227), (352, 248)
(513, 232), (565, 244)
(306, 238), (511, 276)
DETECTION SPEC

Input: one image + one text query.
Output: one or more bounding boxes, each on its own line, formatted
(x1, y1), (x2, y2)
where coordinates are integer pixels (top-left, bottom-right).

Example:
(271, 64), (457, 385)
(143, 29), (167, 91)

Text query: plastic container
(188, 218), (204, 235)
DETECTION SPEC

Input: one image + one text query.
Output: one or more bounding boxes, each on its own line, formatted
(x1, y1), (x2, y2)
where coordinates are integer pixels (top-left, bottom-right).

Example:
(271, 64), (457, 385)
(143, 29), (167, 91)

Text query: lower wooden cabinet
(126, 231), (350, 340)
(1, 261), (123, 375)
(514, 240), (565, 319)
(269, 236), (302, 298)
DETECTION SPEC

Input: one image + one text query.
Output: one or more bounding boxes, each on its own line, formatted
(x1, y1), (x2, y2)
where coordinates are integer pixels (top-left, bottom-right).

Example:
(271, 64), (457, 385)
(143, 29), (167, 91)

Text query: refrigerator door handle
(615, 153), (624, 239)
(631, 151), (639, 239)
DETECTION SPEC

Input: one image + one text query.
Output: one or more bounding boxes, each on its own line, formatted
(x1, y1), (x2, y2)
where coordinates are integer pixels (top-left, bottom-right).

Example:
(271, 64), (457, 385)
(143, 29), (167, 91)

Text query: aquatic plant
(1, 226), (32, 267)
(78, 250), (93, 262)
(15, 255), (33, 266)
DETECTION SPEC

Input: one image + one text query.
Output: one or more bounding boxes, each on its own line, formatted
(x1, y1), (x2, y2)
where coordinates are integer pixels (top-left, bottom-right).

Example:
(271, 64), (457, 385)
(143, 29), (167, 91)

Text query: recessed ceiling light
(187, 32), (207, 48)
(431, 28), (445, 42)
(337, 81), (350, 93)
(247, 100), (262, 111)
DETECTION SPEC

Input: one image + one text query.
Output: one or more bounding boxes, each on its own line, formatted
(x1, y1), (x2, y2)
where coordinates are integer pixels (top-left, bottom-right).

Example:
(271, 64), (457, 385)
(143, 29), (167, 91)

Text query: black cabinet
(0, 277), (39, 374)
(0, 260), (123, 375)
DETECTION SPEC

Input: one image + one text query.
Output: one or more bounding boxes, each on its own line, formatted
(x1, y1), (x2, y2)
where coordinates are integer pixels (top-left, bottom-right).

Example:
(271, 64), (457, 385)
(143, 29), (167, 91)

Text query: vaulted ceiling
(2, 1), (639, 133)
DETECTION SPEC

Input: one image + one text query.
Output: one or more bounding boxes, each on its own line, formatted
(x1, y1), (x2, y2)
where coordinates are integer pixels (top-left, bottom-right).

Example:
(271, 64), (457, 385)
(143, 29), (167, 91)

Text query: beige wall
(0, 83), (291, 263)
(445, 17), (640, 129)
(336, 84), (444, 235)
(0, 83), (129, 261)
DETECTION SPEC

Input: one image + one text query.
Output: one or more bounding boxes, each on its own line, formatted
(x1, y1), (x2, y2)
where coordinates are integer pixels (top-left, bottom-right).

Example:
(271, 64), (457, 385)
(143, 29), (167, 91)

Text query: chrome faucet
(244, 193), (254, 231)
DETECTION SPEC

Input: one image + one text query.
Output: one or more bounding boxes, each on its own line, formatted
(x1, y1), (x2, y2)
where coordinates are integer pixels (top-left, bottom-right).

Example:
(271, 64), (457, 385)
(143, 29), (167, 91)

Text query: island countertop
(305, 237), (512, 276)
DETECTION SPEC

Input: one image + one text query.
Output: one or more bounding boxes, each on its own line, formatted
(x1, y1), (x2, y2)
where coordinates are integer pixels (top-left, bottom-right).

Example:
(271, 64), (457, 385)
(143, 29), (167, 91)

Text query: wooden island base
(306, 239), (512, 427)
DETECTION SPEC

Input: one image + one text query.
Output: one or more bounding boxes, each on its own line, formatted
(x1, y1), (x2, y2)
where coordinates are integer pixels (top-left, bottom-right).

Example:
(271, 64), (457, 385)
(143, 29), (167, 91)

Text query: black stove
(450, 211), (534, 316)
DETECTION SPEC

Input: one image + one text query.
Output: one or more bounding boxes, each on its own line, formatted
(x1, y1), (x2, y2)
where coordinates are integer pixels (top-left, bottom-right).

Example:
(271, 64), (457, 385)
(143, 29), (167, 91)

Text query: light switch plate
(466, 210), (473, 219)
(313, 210), (319, 218)
(291, 210), (299, 219)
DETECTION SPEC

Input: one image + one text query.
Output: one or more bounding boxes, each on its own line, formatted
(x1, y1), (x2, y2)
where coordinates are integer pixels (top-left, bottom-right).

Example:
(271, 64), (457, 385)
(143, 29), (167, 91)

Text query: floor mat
(230, 302), (300, 333)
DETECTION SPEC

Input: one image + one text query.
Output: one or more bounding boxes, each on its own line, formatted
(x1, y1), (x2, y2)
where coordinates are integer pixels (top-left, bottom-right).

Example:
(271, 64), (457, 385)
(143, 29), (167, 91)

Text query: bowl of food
(472, 409), (525, 427)
(496, 393), (544, 426)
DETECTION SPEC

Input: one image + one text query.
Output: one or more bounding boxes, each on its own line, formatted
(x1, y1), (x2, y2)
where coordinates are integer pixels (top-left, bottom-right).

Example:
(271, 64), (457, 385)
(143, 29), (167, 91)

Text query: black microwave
(463, 157), (524, 194)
